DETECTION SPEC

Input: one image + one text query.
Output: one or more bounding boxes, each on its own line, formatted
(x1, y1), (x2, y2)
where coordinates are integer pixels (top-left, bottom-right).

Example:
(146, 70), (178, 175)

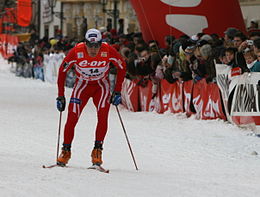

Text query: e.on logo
(78, 60), (107, 67)
(160, 0), (201, 7)
(160, 0), (207, 37)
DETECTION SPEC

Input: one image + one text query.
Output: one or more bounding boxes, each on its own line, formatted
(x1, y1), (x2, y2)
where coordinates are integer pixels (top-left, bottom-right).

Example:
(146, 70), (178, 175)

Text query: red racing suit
(57, 42), (126, 145)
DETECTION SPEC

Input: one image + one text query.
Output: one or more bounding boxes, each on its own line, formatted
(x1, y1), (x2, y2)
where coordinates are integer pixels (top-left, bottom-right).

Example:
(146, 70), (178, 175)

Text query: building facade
(40, 0), (139, 39)
(239, 0), (260, 28)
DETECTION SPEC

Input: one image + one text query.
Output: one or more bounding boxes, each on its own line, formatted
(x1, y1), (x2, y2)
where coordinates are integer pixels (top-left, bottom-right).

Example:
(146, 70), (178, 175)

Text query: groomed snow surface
(1, 58), (260, 197)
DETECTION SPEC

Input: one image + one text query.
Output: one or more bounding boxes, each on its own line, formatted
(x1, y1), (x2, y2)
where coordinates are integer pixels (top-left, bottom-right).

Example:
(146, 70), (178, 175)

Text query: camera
(246, 40), (254, 46)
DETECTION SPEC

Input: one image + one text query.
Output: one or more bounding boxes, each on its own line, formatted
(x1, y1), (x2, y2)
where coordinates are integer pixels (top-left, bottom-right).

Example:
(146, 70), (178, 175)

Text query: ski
(88, 165), (110, 173)
(42, 164), (66, 168)
(43, 164), (109, 173)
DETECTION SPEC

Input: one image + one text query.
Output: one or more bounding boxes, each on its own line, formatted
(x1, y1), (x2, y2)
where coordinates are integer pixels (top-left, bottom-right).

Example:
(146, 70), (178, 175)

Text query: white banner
(42, 0), (53, 23)
(215, 62), (260, 127)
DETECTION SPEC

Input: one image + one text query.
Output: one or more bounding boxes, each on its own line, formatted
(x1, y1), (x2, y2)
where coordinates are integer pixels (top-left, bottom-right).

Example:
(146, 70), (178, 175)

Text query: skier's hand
(110, 91), (121, 106)
(56, 96), (66, 112)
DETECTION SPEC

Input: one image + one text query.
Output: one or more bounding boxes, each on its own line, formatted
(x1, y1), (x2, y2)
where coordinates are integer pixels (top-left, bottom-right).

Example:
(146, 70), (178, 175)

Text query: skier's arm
(57, 48), (77, 96)
(108, 46), (126, 92)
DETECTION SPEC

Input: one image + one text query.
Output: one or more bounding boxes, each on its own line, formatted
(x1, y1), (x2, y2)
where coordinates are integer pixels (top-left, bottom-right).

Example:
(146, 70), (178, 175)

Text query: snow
(1, 58), (260, 197)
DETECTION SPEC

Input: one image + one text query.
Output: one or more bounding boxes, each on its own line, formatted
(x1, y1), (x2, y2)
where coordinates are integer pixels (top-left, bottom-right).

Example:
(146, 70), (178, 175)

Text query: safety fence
(121, 68), (260, 127)
(0, 34), (18, 59)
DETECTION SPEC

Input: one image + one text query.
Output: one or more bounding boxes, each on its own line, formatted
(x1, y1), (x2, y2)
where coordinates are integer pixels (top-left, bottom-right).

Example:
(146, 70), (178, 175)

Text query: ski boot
(57, 146), (71, 167)
(91, 141), (103, 166)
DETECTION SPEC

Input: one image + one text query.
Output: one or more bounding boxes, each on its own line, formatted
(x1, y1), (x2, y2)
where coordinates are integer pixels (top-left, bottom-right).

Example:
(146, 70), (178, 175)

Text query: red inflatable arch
(130, 0), (245, 47)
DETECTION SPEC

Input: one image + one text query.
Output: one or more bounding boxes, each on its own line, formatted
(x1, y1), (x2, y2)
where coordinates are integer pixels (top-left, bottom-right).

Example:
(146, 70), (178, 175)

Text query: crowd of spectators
(7, 25), (260, 95)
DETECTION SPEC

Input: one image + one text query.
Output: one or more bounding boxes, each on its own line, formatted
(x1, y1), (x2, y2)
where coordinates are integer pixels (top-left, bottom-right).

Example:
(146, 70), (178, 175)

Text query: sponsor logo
(101, 52), (108, 57)
(89, 33), (97, 38)
(78, 60), (107, 67)
(70, 98), (81, 104)
(77, 52), (84, 59)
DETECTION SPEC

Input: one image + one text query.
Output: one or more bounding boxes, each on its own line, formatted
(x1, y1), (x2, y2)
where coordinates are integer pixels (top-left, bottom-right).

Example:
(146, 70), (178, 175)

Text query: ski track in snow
(1, 58), (260, 197)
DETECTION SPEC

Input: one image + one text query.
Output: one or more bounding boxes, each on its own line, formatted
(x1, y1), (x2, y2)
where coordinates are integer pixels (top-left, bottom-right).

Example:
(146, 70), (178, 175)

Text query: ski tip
(42, 164), (60, 168)
(88, 165), (110, 173)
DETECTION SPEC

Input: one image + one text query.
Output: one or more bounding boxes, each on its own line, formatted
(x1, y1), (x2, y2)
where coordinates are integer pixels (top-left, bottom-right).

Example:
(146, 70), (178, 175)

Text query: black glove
(110, 91), (122, 106)
(56, 96), (66, 112)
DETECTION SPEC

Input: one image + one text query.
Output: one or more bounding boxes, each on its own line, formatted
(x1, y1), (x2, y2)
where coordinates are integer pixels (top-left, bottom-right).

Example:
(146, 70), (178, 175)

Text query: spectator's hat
(85, 28), (102, 43)
(181, 39), (196, 51)
(224, 27), (238, 38)
(200, 34), (213, 42)
(251, 18), (258, 24)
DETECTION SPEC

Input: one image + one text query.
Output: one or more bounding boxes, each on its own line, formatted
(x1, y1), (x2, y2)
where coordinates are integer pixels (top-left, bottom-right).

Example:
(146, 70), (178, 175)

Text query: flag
(17, 0), (32, 27)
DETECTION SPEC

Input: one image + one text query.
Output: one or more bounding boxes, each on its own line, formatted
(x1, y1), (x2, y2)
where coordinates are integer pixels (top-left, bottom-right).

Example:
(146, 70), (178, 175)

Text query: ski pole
(56, 112), (62, 161)
(115, 106), (138, 170)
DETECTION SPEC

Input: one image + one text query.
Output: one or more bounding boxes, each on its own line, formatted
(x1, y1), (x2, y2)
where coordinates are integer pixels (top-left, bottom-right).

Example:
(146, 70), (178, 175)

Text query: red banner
(0, 34), (18, 59)
(139, 80), (153, 111)
(130, 0), (245, 47)
(121, 78), (139, 112)
(183, 80), (194, 117)
(169, 81), (184, 113)
(160, 79), (174, 113)
(121, 78), (227, 122)
(138, 80), (163, 113)
(202, 83), (226, 120)
(4, 8), (16, 24)
(17, 0), (32, 27)
(192, 79), (206, 119)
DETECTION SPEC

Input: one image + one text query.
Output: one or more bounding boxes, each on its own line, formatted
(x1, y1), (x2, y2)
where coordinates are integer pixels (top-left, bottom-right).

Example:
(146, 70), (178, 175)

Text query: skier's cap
(85, 29), (102, 43)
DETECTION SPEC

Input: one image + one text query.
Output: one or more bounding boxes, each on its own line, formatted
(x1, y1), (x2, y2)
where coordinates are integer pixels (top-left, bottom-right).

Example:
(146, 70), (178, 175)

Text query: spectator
(233, 31), (247, 52)
(248, 19), (259, 32)
(253, 38), (260, 55)
(33, 51), (44, 81)
(199, 44), (216, 82)
(224, 27), (239, 48)
(243, 48), (260, 72)
(249, 31), (260, 40)
(217, 47), (228, 64)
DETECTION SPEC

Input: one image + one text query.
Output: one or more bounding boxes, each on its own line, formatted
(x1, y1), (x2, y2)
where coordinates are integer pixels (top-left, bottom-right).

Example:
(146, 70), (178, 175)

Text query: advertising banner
(201, 82), (226, 120)
(0, 34), (18, 59)
(17, 0), (32, 27)
(169, 81), (184, 113)
(129, 0), (245, 47)
(231, 73), (260, 126)
(183, 80), (194, 117)
(160, 79), (174, 113)
(121, 78), (139, 112)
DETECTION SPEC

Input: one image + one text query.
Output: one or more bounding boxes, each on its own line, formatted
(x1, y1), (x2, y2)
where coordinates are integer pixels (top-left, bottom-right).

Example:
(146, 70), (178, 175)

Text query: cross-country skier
(56, 28), (126, 167)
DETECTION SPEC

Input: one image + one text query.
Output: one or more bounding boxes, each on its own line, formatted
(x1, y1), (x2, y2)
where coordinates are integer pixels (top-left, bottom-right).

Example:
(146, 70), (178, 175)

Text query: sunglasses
(86, 41), (101, 49)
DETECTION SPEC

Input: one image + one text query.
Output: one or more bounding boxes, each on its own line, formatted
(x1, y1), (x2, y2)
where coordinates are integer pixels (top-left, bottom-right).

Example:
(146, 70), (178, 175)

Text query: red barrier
(202, 82), (226, 120)
(183, 80), (195, 117)
(139, 80), (153, 111)
(0, 34), (18, 59)
(192, 79), (226, 120)
(121, 79), (226, 121)
(192, 79), (206, 118)
(160, 79), (174, 113)
(169, 81), (184, 113)
(121, 78), (139, 112)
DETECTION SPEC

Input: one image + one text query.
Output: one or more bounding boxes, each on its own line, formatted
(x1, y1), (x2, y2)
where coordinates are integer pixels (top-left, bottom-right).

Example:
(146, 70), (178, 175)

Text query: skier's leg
(57, 80), (90, 165)
(63, 80), (90, 146)
(91, 78), (111, 165)
(93, 78), (111, 143)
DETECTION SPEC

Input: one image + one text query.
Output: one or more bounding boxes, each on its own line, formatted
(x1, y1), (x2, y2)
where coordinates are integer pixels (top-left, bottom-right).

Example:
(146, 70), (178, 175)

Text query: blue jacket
(250, 61), (260, 72)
